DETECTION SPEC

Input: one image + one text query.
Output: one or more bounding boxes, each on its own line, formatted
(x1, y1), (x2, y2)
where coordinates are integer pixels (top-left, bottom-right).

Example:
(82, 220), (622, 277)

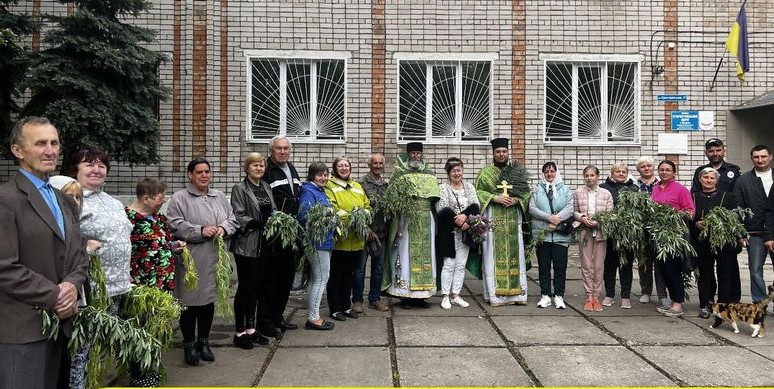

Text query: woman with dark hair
(324, 156), (371, 321)
(298, 162), (336, 330)
(529, 161), (573, 309)
(651, 159), (695, 317)
(229, 153), (276, 348)
(167, 157), (238, 365)
(435, 157), (480, 309)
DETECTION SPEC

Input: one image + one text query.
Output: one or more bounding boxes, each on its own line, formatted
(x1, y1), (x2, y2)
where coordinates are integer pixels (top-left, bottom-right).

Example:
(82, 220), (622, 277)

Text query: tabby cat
(708, 285), (774, 338)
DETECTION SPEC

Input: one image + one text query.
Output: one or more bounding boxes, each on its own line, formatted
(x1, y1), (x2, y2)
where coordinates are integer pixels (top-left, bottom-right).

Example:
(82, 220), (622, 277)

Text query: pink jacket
(573, 186), (614, 241)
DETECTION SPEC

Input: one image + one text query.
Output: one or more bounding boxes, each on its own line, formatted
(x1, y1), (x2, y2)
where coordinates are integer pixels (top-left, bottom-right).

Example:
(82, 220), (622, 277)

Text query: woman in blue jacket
(298, 162), (336, 330)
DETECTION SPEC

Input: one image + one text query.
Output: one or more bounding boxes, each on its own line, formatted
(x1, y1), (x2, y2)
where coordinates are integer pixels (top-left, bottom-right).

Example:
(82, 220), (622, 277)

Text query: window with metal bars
(398, 60), (491, 142)
(249, 58), (345, 141)
(544, 60), (640, 144)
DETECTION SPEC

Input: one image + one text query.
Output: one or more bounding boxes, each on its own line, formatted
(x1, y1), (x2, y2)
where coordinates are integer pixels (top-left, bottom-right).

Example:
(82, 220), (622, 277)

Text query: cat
(708, 285), (774, 338)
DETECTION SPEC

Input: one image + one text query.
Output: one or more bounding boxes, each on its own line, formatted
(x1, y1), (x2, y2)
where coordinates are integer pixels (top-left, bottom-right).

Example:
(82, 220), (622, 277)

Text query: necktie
(41, 184), (65, 237)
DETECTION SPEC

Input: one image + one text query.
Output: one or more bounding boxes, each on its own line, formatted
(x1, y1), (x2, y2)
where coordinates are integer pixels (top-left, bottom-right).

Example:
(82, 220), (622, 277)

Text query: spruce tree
(0, 0), (35, 157)
(22, 0), (167, 168)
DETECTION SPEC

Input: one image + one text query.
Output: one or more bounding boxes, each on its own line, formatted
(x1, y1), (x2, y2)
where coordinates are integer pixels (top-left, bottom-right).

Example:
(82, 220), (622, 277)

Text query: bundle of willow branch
(265, 211), (300, 250)
(500, 161), (531, 197)
(647, 203), (696, 261)
(124, 286), (183, 349)
(302, 203), (342, 260)
(377, 177), (421, 221)
(347, 207), (373, 240)
(213, 235), (233, 318)
(699, 206), (753, 254)
(88, 253), (109, 310)
(180, 246), (198, 290)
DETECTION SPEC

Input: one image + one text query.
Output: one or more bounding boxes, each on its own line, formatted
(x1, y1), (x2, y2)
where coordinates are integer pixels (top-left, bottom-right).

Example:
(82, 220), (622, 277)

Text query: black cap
(490, 138), (509, 150)
(406, 142), (423, 153)
(705, 138), (723, 149)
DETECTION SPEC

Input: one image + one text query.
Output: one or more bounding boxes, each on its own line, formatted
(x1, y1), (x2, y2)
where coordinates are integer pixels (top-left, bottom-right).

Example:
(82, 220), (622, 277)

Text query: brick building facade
(5, 1), (774, 195)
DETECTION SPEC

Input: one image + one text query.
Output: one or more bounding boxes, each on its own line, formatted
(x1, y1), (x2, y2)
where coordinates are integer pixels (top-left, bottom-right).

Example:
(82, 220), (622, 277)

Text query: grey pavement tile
(391, 295), (486, 316)
(636, 345), (774, 386)
(493, 315), (618, 345)
(161, 346), (268, 387)
(396, 347), (532, 387)
(393, 316), (503, 346)
(597, 316), (717, 345)
(520, 345), (676, 387)
(682, 315), (774, 346)
(259, 347), (392, 387)
(748, 345), (774, 359)
(279, 316), (389, 346)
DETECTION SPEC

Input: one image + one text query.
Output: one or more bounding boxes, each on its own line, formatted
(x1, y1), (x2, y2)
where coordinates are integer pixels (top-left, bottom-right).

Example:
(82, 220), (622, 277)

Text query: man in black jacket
(734, 144), (773, 304)
(691, 138), (741, 193)
(258, 135), (301, 337)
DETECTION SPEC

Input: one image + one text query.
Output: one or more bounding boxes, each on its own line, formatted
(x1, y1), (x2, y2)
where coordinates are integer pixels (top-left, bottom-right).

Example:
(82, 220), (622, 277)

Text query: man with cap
(691, 138), (741, 193)
(470, 138), (531, 306)
(382, 142), (440, 309)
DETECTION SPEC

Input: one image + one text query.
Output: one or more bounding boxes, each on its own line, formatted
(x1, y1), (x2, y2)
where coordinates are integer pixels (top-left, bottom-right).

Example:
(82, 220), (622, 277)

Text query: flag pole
(708, 53), (725, 92)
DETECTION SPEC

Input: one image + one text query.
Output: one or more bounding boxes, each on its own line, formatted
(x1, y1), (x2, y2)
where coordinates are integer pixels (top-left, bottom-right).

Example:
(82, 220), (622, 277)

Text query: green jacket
(325, 176), (371, 251)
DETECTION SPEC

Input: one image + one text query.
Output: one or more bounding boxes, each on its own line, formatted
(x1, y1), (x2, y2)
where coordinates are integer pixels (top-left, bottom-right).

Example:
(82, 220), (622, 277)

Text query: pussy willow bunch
(466, 214), (492, 244)
(303, 203), (342, 260)
(213, 235), (233, 318)
(699, 206), (753, 254)
(180, 245), (199, 290)
(265, 211), (300, 250)
(347, 207), (373, 240)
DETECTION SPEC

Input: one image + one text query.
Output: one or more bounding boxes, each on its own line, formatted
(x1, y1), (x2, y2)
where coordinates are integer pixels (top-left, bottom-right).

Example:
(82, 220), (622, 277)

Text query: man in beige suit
(0, 117), (88, 389)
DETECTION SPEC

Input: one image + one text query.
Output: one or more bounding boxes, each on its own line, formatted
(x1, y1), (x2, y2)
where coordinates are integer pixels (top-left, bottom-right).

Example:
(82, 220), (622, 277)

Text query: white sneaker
(553, 296), (566, 309)
(441, 296), (452, 310)
(536, 295), (552, 308)
(639, 294), (650, 304)
(451, 296), (470, 308)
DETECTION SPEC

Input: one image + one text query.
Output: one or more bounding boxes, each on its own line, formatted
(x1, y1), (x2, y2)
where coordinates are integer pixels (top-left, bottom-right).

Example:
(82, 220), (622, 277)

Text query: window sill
(543, 141), (641, 147)
(246, 138), (347, 145)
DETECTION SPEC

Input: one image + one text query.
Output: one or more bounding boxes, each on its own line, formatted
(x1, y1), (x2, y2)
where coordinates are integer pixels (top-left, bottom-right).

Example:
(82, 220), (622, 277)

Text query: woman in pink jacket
(573, 165), (614, 311)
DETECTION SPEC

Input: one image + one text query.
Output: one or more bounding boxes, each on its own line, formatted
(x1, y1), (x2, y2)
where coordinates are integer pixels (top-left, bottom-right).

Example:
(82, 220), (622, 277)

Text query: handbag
(545, 185), (573, 235)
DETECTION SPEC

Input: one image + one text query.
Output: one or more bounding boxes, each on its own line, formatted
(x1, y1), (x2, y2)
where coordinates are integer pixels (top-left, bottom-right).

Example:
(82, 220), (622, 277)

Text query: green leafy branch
(213, 235), (233, 319)
(265, 211), (301, 250)
(699, 206), (753, 254)
(180, 246), (199, 290)
(347, 207), (373, 240)
(302, 203), (342, 260)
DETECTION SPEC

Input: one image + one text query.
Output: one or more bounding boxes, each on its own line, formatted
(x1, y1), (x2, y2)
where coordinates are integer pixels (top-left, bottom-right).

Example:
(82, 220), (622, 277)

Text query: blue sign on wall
(670, 111), (700, 131)
(658, 94), (689, 102)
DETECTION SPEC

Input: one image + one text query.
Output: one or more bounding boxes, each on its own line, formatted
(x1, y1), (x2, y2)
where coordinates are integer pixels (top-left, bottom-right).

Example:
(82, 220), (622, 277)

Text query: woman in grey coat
(167, 157), (238, 366)
(229, 153), (276, 348)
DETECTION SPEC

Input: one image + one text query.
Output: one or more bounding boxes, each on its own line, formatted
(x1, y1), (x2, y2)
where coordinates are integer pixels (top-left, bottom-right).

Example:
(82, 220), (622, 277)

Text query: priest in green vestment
(381, 142), (440, 309)
(472, 138), (531, 306)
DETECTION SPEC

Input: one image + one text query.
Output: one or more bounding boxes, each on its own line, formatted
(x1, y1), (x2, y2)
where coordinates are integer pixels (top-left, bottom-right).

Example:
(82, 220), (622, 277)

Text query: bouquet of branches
(180, 245), (199, 290)
(88, 253), (109, 310)
(500, 161), (531, 198)
(377, 177), (421, 221)
(265, 211), (301, 250)
(302, 203), (342, 260)
(466, 214), (492, 244)
(213, 235), (233, 318)
(347, 207), (373, 240)
(698, 206), (752, 254)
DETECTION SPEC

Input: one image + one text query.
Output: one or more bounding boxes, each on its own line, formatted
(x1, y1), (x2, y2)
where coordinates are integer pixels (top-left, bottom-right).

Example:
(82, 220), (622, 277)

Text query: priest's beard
(408, 160), (425, 170)
(494, 159), (508, 168)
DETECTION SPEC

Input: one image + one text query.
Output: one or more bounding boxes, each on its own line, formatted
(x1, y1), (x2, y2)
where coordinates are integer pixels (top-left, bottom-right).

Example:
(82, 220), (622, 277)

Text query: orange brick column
(172, 0), (182, 170)
(371, 0), (386, 151)
(664, 0), (679, 164)
(219, 0), (229, 171)
(511, 0), (526, 163)
(192, 2), (208, 157)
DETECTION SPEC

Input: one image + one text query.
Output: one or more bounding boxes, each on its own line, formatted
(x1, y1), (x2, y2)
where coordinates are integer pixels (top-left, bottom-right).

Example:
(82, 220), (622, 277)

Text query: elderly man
(382, 142), (440, 309)
(258, 135), (302, 337)
(353, 153), (390, 312)
(472, 138), (531, 306)
(691, 138), (741, 193)
(0, 117), (88, 389)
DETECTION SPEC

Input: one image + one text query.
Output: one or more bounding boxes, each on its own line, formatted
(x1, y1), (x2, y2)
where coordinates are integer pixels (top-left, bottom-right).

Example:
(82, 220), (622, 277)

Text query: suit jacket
(0, 171), (88, 343)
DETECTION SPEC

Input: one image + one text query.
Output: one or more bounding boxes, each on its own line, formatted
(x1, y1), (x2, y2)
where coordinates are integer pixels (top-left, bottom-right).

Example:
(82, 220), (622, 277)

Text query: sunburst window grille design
(250, 58), (345, 141)
(399, 61), (491, 142)
(544, 60), (639, 143)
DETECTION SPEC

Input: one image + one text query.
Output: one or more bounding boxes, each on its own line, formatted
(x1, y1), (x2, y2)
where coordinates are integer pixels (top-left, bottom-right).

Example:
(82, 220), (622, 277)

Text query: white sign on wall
(657, 133), (689, 155)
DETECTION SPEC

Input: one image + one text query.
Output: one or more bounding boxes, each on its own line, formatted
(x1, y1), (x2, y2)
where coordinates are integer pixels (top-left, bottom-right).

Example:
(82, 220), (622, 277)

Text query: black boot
(183, 340), (199, 366)
(197, 338), (215, 362)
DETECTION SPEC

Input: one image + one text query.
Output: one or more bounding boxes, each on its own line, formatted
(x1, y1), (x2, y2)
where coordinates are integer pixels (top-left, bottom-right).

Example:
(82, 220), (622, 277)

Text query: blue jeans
(352, 238), (385, 304)
(307, 250), (331, 321)
(747, 236), (774, 302)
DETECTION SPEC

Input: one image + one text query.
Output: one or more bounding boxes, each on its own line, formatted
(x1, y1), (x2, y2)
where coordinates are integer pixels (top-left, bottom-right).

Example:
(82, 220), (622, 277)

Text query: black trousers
(256, 244), (296, 332)
(179, 303), (215, 341)
(234, 254), (260, 332)
(327, 249), (361, 314)
(536, 242), (568, 297)
(604, 242), (634, 299)
(696, 241), (742, 308)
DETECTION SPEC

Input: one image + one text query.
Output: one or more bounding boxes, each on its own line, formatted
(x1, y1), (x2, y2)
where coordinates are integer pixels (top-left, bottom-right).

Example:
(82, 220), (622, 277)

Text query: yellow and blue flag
(725, 0), (749, 82)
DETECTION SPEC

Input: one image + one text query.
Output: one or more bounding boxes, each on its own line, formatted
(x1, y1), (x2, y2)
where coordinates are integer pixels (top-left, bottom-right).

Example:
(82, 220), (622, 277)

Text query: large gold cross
(496, 180), (512, 196)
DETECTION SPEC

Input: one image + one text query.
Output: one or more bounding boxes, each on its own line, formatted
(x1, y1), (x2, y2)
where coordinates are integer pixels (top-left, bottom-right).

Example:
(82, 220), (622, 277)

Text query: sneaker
(553, 296), (566, 309)
(352, 302), (364, 314)
(664, 308), (683, 317)
(656, 306), (670, 314)
(592, 297), (603, 312)
(621, 298), (632, 309)
(639, 294), (650, 304)
(698, 308), (710, 319)
(601, 297), (615, 307)
(583, 297), (594, 311)
(536, 295), (552, 308)
(233, 334), (254, 350)
(369, 300), (389, 312)
(450, 296), (470, 308)
(441, 296), (452, 310)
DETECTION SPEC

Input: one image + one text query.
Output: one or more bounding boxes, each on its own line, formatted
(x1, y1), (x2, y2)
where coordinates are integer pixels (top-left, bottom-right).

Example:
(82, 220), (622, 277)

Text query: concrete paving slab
(161, 346), (268, 387)
(493, 315), (618, 345)
(688, 316), (774, 346)
(637, 345), (774, 386)
(391, 295), (486, 316)
(748, 345), (774, 359)
(596, 316), (717, 345)
(259, 347), (392, 387)
(279, 316), (389, 346)
(393, 316), (503, 346)
(396, 347), (532, 387)
(520, 345), (676, 387)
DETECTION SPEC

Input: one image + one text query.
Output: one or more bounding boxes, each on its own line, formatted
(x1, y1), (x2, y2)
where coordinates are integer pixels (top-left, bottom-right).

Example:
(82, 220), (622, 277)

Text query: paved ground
(113, 249), (774, 387)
